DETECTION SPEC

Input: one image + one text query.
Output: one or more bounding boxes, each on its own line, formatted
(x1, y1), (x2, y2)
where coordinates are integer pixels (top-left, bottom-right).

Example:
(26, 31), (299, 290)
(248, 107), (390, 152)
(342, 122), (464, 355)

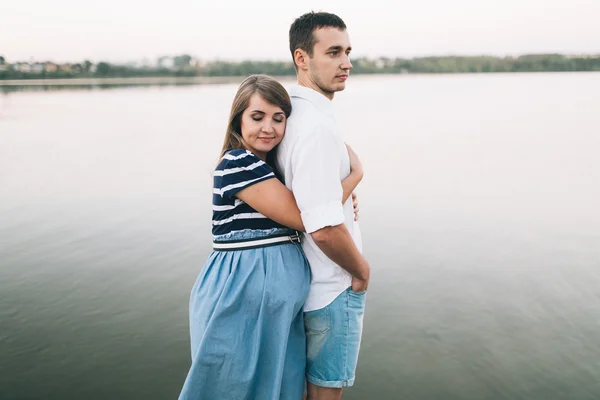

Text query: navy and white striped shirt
(212, 149), (286, 236)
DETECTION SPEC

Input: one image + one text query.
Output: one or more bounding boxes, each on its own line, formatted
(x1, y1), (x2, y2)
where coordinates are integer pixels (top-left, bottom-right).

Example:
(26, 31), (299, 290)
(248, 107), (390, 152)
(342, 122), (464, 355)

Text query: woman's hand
(344, 144), (363, 218)
(352, 192), (359, 221)
(346, 144), (363, 180)
(341, 143), (364, 207)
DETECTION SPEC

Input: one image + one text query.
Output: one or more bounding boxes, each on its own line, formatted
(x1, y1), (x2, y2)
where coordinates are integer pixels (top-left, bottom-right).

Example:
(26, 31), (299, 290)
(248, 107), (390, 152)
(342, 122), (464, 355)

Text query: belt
(213, 232), (301, 251)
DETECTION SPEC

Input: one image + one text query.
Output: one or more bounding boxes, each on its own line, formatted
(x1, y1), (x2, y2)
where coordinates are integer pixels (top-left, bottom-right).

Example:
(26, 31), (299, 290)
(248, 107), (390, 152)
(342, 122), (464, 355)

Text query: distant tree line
(351, 54), (600, 74)
(1, 54), (599, 80)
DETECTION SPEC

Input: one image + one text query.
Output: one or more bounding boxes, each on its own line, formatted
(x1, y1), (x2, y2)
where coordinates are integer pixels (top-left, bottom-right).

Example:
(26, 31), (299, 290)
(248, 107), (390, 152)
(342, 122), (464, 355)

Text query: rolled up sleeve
(291, 127), (345, 233)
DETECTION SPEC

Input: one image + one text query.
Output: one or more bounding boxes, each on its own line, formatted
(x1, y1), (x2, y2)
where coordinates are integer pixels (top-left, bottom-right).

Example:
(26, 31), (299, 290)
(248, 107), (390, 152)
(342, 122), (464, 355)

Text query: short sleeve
(214, 149), (276, 200)
(291, 127), (345, 233)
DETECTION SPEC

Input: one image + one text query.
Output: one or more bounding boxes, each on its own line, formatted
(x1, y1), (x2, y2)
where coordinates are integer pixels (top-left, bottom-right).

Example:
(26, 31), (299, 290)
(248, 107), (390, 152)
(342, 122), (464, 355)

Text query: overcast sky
(1, 0), (598, 63)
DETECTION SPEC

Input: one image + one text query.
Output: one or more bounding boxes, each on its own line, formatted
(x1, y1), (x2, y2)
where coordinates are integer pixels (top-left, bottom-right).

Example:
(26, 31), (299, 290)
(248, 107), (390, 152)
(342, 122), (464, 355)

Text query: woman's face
(240, 93), (286, 160)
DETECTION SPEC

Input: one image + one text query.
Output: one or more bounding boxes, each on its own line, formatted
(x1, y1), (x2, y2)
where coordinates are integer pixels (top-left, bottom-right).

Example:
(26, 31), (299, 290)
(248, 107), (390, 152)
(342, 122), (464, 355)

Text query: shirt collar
(288, 84), (334, 117)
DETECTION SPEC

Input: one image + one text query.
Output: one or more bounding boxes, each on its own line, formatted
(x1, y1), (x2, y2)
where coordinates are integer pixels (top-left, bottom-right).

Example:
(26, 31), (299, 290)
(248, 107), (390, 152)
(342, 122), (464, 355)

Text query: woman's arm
(342, 144), (363, 203)
(342, 170), (362, 204)
(236, 172), (362, 233)
(236, 178), (305, 232)
(235, 145), (363, 232)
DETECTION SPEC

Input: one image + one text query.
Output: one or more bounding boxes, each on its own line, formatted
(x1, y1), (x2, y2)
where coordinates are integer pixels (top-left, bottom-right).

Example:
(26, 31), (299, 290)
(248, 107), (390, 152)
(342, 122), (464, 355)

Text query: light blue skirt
(179, 228), (310, 400)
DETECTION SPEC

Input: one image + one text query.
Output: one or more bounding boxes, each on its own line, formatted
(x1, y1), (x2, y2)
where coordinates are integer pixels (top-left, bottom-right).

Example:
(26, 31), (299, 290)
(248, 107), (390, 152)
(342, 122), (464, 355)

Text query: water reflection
(2, 73), (600, 400)
(0, 76), (260, 93)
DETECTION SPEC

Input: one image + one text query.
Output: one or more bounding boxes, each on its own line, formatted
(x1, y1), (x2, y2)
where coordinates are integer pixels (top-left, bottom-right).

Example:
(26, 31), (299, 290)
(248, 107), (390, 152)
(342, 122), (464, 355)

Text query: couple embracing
(179, 11), (371, 400)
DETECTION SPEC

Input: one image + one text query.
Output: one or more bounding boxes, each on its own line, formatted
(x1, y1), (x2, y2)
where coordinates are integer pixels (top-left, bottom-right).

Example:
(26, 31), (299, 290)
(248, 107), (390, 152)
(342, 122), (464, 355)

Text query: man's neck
(296, 76), (334, 100)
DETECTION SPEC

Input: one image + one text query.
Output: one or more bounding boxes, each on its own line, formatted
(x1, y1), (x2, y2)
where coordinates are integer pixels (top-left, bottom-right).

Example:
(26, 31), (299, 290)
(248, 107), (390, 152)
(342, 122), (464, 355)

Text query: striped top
(212, 149), (286, 237)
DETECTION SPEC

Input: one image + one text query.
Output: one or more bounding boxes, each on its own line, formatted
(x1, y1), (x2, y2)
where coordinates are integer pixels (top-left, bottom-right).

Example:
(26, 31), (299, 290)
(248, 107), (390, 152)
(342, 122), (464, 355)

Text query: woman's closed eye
(253, 116), (284, 123)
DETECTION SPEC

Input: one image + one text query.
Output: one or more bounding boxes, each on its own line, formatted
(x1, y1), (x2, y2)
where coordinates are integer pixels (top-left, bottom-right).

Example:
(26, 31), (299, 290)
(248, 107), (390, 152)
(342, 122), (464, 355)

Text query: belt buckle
(289, 232), (301, 244)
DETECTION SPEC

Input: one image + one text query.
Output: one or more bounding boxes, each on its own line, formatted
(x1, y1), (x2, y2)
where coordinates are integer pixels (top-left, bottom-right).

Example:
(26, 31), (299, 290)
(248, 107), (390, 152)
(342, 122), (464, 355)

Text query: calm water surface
(1, 73), (600, 399)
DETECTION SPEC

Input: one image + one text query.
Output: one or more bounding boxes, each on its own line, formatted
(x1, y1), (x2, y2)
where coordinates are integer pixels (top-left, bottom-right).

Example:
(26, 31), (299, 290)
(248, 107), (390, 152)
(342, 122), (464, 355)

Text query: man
(276, 11), (370, 400)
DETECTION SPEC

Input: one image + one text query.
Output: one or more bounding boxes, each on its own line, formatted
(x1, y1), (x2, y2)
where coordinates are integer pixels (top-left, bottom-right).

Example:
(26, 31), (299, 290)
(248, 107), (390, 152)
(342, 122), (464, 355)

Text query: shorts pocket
(305, 306), (331, 334)
(348, 287), (367, 296)
(348, 287), (367, 311)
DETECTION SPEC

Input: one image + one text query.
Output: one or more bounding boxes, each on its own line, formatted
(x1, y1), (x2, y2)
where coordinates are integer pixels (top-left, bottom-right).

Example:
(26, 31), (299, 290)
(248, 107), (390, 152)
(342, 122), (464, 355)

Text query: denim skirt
(179, 228), (310, 400)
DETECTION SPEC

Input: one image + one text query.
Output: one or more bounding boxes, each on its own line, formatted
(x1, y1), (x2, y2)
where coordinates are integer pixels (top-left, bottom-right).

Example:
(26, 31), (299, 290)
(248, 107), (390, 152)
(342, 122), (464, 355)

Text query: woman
(179, 75), (363, 400)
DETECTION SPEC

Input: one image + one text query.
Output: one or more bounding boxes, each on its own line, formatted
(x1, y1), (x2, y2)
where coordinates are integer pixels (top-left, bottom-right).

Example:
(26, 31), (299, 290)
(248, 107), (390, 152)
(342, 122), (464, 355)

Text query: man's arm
(312, 224), (370, 290)
(291, 127), (370, 290)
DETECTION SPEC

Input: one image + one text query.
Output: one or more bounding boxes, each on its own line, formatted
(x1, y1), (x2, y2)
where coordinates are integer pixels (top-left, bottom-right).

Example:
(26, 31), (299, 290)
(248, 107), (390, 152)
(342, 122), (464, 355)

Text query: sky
(1, 0), (599, 63)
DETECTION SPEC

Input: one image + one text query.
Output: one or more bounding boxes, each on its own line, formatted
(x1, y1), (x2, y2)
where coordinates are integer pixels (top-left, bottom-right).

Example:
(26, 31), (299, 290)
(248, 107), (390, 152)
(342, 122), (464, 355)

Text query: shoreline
(0, 76), (296, 86)
(1, 71), (597, 87)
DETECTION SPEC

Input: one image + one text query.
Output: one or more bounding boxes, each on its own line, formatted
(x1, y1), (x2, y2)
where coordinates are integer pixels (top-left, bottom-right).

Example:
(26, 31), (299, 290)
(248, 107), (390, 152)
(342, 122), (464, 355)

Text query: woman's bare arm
(236, 178), (305, 231)
(236, 169), (362, 233)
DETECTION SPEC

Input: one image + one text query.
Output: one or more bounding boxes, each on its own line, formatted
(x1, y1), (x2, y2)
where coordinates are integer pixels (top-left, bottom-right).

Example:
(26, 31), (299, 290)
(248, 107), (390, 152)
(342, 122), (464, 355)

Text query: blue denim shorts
(304, 287), (367, 388)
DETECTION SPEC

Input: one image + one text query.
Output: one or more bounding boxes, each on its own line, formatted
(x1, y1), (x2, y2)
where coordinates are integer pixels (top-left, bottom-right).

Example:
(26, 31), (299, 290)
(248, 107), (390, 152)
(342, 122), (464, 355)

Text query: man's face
(307, 27), (352, 96)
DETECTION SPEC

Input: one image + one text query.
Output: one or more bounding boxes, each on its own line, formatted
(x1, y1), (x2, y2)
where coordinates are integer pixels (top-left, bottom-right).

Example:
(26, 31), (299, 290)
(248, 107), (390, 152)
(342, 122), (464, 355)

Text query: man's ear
(294, 49), (309, 71)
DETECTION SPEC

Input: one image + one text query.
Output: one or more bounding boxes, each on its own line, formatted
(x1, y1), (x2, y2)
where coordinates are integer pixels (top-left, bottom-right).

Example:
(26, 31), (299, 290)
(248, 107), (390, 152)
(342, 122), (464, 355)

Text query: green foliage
(173, 55), (192, 68)
(96, 62), (111, 76)
(1, 54), (599, 80)
(201, 60), (295, 77)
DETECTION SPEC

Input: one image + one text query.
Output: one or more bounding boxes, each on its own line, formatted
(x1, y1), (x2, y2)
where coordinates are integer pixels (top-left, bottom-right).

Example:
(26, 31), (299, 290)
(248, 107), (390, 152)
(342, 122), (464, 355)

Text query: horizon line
(3, 51), (600, 65)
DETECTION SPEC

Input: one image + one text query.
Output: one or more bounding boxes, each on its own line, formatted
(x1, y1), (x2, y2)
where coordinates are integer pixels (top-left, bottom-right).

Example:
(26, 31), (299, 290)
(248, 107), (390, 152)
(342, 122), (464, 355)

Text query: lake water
(1, 73), (600, 400)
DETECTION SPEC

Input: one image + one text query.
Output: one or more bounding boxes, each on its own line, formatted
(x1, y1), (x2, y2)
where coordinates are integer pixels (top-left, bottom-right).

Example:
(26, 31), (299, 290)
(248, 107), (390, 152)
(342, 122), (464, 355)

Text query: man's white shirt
(276, 85), (363, 312)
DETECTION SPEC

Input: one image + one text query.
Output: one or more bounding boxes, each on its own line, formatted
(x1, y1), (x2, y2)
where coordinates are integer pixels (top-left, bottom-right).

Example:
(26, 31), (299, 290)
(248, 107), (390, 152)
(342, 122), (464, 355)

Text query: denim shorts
(304, 287), (367, 388)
